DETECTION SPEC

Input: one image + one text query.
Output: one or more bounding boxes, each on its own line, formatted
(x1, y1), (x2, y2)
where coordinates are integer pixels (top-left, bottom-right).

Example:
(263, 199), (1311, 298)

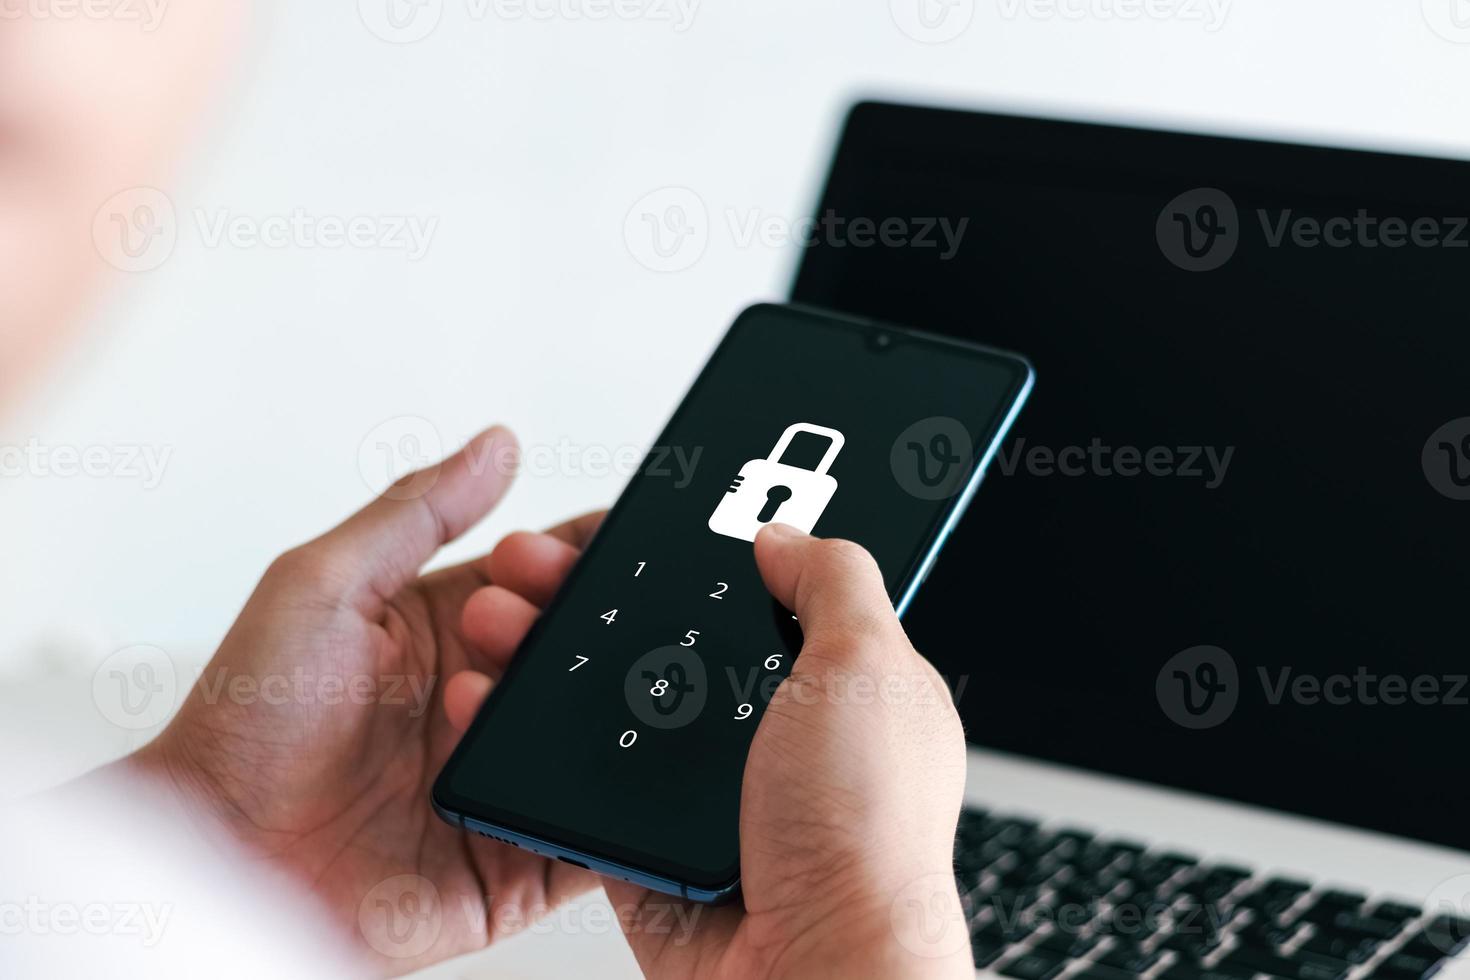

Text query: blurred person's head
(0, 0), (247, 416)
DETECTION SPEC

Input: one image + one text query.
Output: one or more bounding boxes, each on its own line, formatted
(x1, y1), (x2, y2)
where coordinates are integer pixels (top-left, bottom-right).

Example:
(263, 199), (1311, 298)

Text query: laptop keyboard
(956, 808), (1470, 980)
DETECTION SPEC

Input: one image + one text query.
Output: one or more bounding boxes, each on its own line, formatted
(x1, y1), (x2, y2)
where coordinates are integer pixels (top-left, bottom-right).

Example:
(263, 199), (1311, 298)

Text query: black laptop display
(791, 102), (1470, 854)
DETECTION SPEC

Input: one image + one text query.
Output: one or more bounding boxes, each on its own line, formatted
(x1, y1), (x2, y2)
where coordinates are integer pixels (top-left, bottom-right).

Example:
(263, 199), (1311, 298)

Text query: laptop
(789, 101), (1470, 980)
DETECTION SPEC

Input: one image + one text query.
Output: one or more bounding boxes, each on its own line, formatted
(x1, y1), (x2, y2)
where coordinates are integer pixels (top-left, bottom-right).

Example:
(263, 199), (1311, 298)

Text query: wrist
(112, 728), (245, 846)
(765, 867), (973, 980)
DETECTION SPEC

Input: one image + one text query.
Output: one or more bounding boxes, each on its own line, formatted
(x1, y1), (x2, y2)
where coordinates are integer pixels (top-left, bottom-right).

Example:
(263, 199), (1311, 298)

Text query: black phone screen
(434, 304), (1031, 893)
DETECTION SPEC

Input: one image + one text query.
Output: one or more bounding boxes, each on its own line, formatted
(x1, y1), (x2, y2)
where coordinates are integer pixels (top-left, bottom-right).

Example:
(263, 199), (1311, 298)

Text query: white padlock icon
(708, 422), (845, 542)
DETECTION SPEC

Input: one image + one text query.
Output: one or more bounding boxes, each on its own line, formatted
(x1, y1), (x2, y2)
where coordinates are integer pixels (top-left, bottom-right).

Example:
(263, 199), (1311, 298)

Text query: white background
(1, 0), (1468, 973)
(5, 0), (1470, 666)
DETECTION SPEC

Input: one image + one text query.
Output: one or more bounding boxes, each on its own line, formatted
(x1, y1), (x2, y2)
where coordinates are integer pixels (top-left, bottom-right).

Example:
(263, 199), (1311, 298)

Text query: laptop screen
(791, 102), (1470, 854)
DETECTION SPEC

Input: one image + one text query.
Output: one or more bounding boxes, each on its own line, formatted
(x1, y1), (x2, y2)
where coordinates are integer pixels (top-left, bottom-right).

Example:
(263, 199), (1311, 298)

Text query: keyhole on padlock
(757, 485), (793, 523)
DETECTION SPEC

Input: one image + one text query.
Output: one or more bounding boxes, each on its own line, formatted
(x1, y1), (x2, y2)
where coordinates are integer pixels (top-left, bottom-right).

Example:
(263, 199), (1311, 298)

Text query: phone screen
(434, 304), (1032, 895)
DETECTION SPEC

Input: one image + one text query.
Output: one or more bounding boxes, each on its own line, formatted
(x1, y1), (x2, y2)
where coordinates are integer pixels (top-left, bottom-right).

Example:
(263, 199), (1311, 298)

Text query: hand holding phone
(448, 519), (977, 980)
(434, 304), (1033, 902)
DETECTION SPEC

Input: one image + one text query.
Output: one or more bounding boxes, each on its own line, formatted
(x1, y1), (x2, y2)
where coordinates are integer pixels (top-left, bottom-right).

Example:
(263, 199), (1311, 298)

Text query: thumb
(752, 524), (901, 654)
(296, 426), (519, 609)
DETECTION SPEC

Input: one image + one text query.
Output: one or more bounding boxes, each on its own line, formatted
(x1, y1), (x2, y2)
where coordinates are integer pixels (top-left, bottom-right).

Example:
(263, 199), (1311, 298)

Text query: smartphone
(432, 303), (1034, 902)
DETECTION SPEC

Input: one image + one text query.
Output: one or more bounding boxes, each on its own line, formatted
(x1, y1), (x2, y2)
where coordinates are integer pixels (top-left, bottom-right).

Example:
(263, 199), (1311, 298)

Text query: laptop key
(1235, 918), (1302, 950)
(998, 950), (1069, 980)
(1371, 953), (1446, 980)
(1096, 941), (1162, 972)
(1034, 928), (1100, 958)
(1300, 897), (1366, 927)
(1241, 880), (1312, 918)
(1160, 962), (1248, 980)
(1319, 914), (1404, 943)
(971, 935), (1008, 969)
(1073, 964), (1141, 980)
(1219, 946), (1350, 980)
(1160, 929), (1224, 961)
(1417, 916), (1470, 956)
(1298, 932), (1376, 964)
(1369, 902), (1424, 924)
